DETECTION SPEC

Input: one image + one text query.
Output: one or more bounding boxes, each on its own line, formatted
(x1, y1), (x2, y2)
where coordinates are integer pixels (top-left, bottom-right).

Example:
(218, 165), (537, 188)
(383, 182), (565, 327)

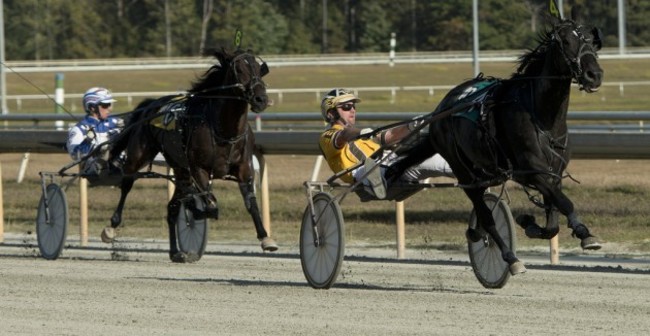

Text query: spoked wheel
(176, 195), (208, 259)
(300, 192), (345, 289)
(36, 184), (68, 260)
(467, 192), (516, 289)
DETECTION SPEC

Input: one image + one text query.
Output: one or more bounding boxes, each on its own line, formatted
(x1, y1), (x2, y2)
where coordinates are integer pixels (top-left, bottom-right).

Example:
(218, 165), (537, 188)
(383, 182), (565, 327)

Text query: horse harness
(147, 52), (264, 178)
(551, 21), (601, 90)
(449, 75), (571, 193)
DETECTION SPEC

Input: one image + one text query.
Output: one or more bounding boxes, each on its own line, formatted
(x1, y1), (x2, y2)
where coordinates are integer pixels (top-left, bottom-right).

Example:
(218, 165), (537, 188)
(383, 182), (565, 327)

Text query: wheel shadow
(130, 276), (495, 295)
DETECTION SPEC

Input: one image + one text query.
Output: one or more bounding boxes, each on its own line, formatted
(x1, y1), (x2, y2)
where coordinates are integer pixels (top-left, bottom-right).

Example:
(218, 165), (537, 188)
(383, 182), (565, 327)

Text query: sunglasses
(99, 103), (112, 109)
(337, 103), (355, 111)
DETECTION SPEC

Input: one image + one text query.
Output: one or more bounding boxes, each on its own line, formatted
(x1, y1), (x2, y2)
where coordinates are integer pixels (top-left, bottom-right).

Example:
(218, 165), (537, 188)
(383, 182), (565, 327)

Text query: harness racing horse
(387, 8), (603, 275)
(104, 47), (277, 262)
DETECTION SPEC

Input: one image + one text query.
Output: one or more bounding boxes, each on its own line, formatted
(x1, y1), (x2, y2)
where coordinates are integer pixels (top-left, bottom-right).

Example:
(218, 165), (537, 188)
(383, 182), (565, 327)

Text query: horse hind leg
(466, 188), (526, 275)
(102, 176), (136, 243)
(238, 180), (278, 252)
(515, 196), (560, 240)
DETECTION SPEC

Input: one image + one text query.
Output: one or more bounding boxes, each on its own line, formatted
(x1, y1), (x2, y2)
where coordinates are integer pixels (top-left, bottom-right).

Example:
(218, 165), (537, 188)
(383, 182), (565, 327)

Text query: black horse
(103, 47), (276, 262)
(387, 8), (603, 274)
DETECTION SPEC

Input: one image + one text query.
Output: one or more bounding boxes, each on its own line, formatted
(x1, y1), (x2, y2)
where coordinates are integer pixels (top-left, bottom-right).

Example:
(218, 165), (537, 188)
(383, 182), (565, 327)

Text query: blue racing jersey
(66, 115), (122, 159)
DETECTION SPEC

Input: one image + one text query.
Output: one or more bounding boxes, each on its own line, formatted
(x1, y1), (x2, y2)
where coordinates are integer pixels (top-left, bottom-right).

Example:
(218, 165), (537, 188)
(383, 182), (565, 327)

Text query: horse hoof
(260, 237), (279, 252)
(515, 214), (536, 229)
(183, 253), (201, 263)
(170, 252), (201, 263)
(101, 227), (116, 243)
(581, 236), (602, 250)
(171, 253), (187, 263)
(509, 261), (527, 275)
(465, 228), (482, 243)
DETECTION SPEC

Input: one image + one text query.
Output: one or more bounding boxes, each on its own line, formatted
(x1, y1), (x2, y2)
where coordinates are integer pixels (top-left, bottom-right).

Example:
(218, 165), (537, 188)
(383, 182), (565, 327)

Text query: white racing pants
(353, 152), (454, 187)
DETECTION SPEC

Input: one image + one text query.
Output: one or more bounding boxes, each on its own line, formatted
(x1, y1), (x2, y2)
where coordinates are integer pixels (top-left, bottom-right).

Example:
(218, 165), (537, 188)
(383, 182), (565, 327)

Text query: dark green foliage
(2, 0), (648, 60)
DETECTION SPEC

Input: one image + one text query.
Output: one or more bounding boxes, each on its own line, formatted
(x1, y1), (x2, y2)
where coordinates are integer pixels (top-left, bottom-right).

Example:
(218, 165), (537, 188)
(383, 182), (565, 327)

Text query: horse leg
(202, 191), (219, 220)
(238, 180), (278, 252)
(102, 176), (135, 243)
(166, 194), (187, 262)
(527, 176), (601, 250)
(515, 195), (560, 240)
(465, 188), (526, 275)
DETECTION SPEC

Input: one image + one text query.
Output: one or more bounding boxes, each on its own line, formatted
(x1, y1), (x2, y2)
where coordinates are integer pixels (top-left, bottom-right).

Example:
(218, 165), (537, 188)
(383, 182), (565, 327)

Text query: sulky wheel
(176, 195), (208, 260)
(300, 192), (345, 289)
(36, 184), (68, 260)
(467, 192), (516, 289)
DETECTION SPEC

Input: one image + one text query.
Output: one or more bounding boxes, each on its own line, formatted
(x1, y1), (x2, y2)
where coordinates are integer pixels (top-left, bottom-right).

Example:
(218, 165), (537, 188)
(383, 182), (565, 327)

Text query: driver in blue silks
(66, 87), (124, 177)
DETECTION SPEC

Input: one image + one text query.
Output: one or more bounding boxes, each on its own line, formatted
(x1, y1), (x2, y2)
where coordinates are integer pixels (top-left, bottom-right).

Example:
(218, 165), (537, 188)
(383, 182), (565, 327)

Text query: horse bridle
(551, 21), (600, 89)
(228, 52), (268, 105)
(190, 52), (268, 107)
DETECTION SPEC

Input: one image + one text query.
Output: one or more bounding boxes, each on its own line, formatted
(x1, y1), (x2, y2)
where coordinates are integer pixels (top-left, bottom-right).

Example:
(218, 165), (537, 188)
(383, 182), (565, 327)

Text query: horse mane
(189, 47), (235, 94)
(512, 29), (555, 78)
(513, 19), (580, 79)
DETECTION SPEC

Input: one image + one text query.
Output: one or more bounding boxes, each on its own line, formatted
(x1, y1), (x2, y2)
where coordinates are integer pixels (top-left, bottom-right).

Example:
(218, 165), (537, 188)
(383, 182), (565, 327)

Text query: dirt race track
(1, 236), (649, 336)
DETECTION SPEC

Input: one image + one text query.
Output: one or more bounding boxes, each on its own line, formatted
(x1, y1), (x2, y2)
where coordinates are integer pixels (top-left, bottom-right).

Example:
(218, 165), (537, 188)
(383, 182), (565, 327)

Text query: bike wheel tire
(176, 196), (208, 260)
(300, 192), (345, 289)
(36, 184), (68, 260)
(467, 192), (516, 289)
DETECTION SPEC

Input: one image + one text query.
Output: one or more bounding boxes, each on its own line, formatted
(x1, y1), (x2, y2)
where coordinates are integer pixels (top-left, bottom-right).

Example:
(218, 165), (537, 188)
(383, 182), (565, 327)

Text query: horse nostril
(255, 95), (267, 105)
(252, 95), (269, 110)
(585, 70), (603, 86)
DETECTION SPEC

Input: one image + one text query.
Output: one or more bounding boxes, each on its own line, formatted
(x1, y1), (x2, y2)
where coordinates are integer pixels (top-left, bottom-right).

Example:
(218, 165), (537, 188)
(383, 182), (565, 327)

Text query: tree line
(4, 0), (649, 61)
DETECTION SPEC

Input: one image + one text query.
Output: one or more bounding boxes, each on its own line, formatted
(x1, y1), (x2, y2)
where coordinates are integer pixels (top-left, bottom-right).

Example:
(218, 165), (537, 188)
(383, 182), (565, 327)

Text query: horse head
(218, 48), (270, 113)
(549, 8), (603, 93)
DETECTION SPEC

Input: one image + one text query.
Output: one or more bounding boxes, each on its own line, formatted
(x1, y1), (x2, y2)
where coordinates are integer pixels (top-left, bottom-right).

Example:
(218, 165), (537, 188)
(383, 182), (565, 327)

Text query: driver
(67, 87), (124, 177)
(318, 88), (453, 199)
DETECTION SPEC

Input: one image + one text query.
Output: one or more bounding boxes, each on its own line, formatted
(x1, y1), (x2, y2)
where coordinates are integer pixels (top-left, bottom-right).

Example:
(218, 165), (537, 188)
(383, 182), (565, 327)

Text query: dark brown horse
(387, 8), (603, 275)
(103, 47), (276, 262)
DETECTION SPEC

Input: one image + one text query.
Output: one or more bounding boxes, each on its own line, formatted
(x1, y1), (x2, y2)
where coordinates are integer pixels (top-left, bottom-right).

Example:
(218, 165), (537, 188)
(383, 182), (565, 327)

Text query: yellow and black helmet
(320, 88), (361, 122)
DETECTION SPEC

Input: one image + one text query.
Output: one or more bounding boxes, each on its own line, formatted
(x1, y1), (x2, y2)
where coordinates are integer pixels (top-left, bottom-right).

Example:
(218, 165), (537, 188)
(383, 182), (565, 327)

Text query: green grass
(1, 154), (649, 255)
(2, 56), (649, 255)
(5, 58), (650, 114)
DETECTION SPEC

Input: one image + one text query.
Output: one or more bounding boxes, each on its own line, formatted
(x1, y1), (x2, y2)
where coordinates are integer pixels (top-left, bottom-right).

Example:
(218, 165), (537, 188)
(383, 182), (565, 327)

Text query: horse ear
(260, 62), (270, 77)
(591, 27), (603, 51)
(213, 46), (230, 65)
(570, 5), (582, 22)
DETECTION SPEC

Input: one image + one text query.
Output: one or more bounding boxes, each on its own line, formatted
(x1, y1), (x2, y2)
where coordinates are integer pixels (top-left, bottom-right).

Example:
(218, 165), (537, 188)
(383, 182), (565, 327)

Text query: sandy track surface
(1, 238), (649, 336)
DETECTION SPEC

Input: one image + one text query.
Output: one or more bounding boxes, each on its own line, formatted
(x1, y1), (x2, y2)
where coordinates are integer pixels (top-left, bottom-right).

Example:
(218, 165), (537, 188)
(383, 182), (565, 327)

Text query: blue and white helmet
(82, 87), (117, 113)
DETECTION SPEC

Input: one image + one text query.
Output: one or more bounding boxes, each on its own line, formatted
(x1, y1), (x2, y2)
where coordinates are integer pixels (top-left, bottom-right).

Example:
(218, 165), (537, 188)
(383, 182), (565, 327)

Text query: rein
(190, 83), (247, 101)
(184, 52), (266, 173)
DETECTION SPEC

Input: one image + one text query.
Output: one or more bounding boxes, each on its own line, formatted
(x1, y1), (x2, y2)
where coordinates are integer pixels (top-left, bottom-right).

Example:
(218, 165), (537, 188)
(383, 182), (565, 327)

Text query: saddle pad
(452, 79), (499, 123)
(150, 98), (187, 130)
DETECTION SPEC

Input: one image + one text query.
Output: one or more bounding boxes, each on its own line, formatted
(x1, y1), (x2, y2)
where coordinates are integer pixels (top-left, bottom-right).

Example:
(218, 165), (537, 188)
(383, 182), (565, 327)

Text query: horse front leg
(526, 176), (601, 250)
(102, 176), (135, 243)
(551, 192), (601, 250)
(465, 188), (526, 275)
(238, 180), (278, 252)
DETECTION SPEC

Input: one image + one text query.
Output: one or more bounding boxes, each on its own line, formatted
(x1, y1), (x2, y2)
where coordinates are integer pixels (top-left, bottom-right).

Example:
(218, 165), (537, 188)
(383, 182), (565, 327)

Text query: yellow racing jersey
(319, 124), (380, 183)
